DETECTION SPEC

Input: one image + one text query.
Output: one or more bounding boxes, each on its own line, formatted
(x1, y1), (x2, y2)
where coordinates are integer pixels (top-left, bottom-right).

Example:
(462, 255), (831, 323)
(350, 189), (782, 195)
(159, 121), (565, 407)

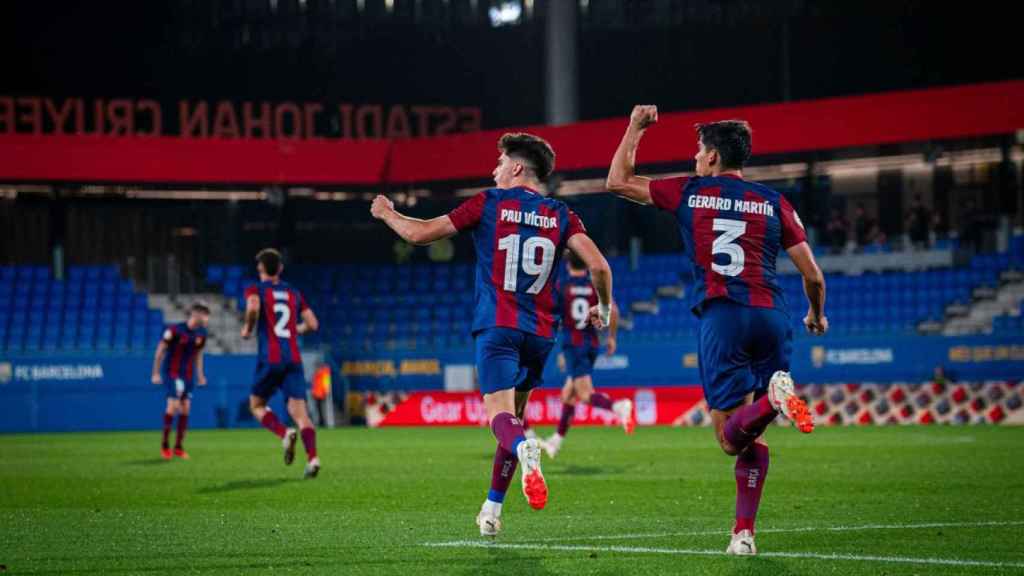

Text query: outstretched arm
(371, 195), (457, 246)
(786, 241), (828, 335)
(567, 233), (613, 329)
(241, 294), (260, 339)
(297, 308), (319, 335)
(605, 303), (620, 355)
(151, 341), (167, 384)
(196, 351), (206, 386)
(606, 105), (659, 205)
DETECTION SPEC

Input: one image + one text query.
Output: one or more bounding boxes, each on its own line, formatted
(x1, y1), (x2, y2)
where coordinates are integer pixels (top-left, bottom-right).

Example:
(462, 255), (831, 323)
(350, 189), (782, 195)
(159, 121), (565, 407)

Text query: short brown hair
(498, 132), (555, 180)
(696, 120), (752, 170)
(256, 248), (282, 276)
(191, 301), (211, 315)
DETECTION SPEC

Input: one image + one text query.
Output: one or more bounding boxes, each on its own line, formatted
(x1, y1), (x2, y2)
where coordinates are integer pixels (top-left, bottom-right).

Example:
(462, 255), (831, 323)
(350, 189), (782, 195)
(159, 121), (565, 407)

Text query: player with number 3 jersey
(607, 106), (827, 556)
(241, 248), (322, 479)
(371, 132), (615, 538)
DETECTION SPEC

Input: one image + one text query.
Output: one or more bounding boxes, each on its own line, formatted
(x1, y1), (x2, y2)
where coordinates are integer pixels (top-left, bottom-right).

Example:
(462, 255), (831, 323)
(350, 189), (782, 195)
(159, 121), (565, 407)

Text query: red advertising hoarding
(370, 386), (706, 427)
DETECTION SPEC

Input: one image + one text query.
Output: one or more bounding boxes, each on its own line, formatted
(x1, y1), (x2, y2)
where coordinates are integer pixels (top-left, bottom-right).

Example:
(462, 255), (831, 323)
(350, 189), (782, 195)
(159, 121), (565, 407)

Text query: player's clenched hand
(240, 326), (252, 340)
(151, 373), (161, 385)
(629, 105), (658, 131)
(198, 375), (207, 387)
(804, 313), (829, 336)
(605, 337), (617, 356)
(588, 305), (607, 330)
(370, 195), (395, 220)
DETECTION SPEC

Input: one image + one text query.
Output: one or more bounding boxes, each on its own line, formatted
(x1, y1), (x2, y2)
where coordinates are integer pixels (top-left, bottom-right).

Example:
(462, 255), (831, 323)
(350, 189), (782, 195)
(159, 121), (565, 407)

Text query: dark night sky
(1, 0), (1020, 130)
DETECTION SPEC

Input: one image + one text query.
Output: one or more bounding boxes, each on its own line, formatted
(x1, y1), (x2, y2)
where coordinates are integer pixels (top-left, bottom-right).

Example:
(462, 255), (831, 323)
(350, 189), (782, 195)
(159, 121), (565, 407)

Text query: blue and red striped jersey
(244, 280), (308, 365)
(448, 186), (587, 338)
(649, 174), (807, 315)
(557, 268), (600, 348)
(160, 322), (207, 381)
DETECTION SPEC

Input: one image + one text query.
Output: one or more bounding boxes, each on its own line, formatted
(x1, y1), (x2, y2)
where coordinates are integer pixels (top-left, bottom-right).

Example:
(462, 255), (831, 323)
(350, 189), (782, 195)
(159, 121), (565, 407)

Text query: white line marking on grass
(506, 520), (1024, 543)
(421, 541), (1024, 569)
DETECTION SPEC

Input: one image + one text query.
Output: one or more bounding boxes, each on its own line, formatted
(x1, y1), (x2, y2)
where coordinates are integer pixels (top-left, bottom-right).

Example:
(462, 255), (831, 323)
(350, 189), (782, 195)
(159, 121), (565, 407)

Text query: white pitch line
(504, 519), (1024, 544)
(421, 541), (1024, 569)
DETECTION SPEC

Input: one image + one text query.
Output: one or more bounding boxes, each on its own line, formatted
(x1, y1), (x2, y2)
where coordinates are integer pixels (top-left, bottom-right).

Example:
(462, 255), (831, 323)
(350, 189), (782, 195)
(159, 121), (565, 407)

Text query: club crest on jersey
(500, 208), (558, 229)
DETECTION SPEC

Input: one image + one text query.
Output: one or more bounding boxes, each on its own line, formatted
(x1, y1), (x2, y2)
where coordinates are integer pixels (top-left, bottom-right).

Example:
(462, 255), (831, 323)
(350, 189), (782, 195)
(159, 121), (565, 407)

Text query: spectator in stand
(905, 195), (931, 250)
(929, 208), (947, 247)
(867, 222), (888, 251)
(824, 208), (849, 254)
(959, 198), (982, 253)
(853, 203), (871, 250)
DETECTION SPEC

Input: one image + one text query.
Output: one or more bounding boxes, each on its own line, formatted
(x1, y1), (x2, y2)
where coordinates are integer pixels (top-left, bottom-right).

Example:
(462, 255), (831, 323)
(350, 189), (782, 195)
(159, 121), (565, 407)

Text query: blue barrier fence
(0, 355), (287, 434)
(339, 334), (1024, 391)
(2, 334), (1022, 433)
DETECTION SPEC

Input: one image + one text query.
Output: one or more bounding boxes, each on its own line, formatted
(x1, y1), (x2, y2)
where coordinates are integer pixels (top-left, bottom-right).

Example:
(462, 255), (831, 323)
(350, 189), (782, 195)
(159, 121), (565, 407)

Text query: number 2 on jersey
(272, 301), (291, 338)
(711, 218), (747, 277)
(496, 234), (555, 294)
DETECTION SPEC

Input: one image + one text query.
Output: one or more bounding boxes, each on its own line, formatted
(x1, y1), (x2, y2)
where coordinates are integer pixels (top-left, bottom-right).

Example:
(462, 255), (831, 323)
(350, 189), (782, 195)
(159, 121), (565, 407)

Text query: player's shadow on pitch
(124, 459), (171, 466)
(196, 478), (297, 494)
(549, 464), (628, 476)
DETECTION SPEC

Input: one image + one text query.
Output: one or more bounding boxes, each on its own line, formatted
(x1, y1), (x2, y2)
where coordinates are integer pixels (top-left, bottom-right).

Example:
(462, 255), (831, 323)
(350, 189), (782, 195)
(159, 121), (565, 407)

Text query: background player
(240, 248), (322, 479)
(543, 251), (631, 459)
(150, 302), (210, 460)
(370, 132), (614, 538)
(606, 106), (827, 555)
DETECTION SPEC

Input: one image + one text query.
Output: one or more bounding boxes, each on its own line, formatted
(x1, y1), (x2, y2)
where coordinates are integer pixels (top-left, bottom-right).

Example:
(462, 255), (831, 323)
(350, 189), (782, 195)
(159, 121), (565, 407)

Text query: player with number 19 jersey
(452, 184), (589, 381)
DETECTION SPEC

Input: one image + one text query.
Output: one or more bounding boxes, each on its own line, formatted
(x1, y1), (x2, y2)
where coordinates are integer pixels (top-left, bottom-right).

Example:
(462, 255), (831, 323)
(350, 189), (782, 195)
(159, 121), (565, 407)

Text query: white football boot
(476, 502), (503, 538)
(543, 434), (563, 459)
(612, 398), (636, 434)
(282, 428), (298, 465)
(767, 371), (814, 433)
(725, 529), (757, 555)
(516, 438), (548, 510)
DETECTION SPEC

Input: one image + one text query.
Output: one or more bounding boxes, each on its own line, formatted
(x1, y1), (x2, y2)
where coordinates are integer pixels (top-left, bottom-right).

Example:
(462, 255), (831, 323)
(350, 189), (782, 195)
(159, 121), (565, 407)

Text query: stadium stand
(199, 244), (1021, 354)
(0, 265), (162, 353)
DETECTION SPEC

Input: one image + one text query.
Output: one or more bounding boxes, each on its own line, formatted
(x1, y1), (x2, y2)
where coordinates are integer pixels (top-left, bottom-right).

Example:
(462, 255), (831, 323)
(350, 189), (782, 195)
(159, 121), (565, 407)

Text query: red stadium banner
(370, 386), (706, 427)
(1, 81), (1021, 185)
(386, 80), (1024, 183)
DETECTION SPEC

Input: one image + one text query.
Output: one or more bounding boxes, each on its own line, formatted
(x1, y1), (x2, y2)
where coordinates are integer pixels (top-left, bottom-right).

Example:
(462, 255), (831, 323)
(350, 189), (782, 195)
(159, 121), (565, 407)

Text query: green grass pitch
(2, 425), (1023, 575)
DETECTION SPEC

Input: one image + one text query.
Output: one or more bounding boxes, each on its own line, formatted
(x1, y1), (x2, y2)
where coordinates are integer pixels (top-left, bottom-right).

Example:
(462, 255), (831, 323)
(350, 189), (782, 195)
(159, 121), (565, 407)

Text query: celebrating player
(543, 252), (631, 459)
(371, 133), (614, 538)
(606, 106), (827, 555)
(151, 301), (210, 460)
(241, 248), (322, 479)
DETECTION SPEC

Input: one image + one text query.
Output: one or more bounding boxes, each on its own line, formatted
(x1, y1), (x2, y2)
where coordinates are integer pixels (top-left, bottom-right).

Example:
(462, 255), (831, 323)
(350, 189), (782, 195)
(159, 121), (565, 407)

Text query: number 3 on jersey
(711, 218), (747, 277)
(497, 234), (555, 294)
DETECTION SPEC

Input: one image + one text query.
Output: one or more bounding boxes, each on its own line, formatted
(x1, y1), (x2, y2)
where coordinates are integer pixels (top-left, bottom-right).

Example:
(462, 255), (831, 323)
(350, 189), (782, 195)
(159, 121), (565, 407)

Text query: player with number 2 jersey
(371, 132), (615, 539)
(241, 248), (323, 479)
